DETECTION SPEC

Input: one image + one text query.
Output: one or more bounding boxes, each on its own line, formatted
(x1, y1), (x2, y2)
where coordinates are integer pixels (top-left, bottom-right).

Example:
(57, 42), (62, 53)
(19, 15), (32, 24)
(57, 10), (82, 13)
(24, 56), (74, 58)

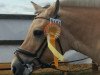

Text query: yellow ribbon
(44, 23), (64, 67)
(47, 35), (64, 61)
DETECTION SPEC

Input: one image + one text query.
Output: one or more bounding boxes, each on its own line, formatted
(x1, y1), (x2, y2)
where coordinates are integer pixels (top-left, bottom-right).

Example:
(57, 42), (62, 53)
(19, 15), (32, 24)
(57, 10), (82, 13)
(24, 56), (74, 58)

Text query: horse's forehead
(31, 19), (48, 29)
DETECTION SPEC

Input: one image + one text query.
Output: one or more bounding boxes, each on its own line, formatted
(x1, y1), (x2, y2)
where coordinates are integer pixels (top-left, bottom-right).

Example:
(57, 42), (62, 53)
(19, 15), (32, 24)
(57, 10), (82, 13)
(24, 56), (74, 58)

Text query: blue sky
(0, 0), (55, 14)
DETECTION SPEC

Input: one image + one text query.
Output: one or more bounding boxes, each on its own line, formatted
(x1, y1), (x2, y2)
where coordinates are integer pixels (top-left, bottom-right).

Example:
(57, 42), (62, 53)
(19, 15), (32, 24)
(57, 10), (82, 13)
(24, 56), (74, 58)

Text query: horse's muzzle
(11, 57), (33, 75)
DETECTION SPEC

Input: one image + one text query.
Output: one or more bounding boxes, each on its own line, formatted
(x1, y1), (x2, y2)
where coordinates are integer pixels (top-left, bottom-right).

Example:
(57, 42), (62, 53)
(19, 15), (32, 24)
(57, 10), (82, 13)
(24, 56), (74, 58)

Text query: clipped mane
(60, 0), (100, 8)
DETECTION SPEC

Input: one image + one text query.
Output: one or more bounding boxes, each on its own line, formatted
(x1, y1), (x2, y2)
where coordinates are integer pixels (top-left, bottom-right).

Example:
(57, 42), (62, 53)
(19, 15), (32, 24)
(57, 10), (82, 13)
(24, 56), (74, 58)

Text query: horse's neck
(60, 0), (100, 8)
(60, 7), (100, 64)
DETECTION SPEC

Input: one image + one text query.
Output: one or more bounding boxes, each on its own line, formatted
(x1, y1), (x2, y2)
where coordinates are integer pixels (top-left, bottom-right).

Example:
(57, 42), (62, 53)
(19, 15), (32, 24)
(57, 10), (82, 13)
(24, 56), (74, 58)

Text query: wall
(0, 15), (33, 63)
(0, 19), (32, 40)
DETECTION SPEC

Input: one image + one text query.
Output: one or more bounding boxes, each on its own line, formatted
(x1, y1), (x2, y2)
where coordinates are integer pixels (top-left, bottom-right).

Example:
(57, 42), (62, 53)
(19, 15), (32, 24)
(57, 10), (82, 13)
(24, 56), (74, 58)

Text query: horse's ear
(43, 4), (50, 9)
(53, 0), (60, 18)
(46, 0), (59, 18)
(31, 1), (45, 15)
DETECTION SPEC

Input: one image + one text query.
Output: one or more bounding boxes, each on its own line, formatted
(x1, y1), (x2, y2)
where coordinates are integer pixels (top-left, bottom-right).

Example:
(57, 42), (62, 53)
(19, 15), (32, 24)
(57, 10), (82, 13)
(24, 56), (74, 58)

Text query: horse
(11, 0), (100, 75)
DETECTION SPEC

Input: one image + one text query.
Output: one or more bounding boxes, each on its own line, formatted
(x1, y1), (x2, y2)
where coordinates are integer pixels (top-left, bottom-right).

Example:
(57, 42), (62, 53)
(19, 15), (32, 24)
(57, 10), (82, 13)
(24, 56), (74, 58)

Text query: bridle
(13, 0), (92, 74)
(14, 16), (64, 72)
(13, 16), (91, 74)
(14, 0), (62, 73)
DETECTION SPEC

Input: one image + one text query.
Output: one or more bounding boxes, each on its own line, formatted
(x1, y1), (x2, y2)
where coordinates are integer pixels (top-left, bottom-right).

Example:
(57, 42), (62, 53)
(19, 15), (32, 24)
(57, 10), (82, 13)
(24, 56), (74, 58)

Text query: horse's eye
(33, 30), (44, 38)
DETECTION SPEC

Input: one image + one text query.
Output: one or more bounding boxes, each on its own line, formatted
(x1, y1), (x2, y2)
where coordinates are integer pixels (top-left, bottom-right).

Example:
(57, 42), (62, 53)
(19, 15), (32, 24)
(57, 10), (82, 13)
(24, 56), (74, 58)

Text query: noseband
(14, 16), (64, 71)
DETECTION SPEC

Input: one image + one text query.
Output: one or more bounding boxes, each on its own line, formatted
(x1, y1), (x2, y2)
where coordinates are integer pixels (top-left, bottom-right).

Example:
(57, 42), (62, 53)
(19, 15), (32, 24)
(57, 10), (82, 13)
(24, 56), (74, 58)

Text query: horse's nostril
(33, 30), (44, 37)
(12, 66), (17, 74)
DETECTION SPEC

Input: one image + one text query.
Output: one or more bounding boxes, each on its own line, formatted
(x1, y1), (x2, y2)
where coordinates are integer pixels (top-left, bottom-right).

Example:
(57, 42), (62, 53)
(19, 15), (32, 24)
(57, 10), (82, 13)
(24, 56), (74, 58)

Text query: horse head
(11, 0), (100, 74)
(11, 0), (62, 75)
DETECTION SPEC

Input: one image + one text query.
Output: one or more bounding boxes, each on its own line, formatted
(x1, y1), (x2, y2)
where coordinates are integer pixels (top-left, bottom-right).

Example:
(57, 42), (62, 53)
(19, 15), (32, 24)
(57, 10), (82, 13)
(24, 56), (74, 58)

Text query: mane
(60, 0), (100, 8)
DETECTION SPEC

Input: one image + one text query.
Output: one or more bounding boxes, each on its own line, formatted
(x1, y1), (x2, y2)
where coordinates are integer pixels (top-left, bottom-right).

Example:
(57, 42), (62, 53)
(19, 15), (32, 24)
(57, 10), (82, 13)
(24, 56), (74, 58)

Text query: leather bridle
(14, 0), (64, 73)
(14, 16), (64, 71)
(12, 0), (93, 74)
